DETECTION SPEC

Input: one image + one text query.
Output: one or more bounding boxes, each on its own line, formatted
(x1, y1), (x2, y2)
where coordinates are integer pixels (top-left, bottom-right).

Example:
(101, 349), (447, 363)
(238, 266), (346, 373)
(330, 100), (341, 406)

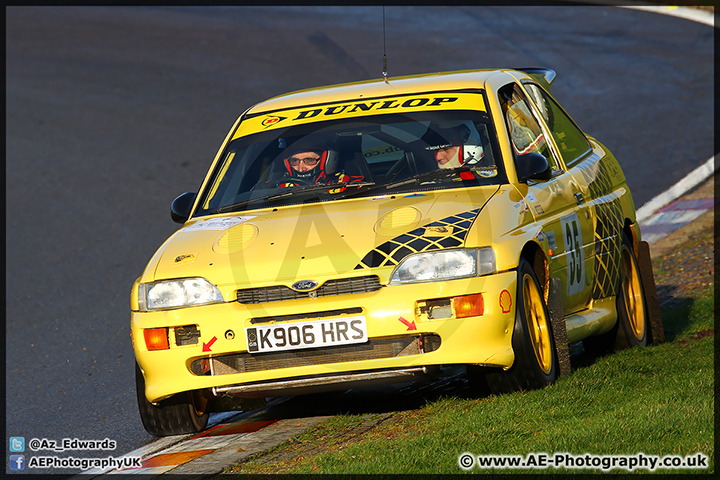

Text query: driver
(277, 147), (364, 187)
(277, 149), (334, 187)
(425, 123), (485, 170)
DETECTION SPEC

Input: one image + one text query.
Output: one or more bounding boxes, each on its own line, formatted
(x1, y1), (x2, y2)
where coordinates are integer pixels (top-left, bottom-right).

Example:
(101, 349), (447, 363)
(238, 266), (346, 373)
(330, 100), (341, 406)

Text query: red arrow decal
(202, 336), (217, 352)
(398, 316), (417, 331)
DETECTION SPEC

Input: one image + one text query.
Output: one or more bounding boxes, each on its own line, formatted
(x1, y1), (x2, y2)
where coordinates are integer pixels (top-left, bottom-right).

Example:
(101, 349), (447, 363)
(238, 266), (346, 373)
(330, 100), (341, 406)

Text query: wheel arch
(624, 218), (640, 258)
(519, 240), (548, 300)
(485, 240), (558, 393)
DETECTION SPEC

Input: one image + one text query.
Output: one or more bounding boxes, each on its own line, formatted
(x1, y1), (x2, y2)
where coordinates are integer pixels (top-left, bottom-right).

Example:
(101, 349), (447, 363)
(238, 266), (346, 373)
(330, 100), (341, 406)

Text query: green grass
(228, 288), (714, 474)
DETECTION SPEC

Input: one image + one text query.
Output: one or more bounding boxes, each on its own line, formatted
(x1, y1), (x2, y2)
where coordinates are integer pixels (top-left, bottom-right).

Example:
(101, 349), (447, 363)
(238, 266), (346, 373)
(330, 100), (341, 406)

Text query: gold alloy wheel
(523, 273), (552, 375)
(620, 244), (646, 341)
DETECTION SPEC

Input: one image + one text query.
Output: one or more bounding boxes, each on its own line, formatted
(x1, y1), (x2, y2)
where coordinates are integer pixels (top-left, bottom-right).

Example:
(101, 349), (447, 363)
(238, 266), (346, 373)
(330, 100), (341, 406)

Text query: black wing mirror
(516, 152), (552, 183)
(170, 192), (197, 224)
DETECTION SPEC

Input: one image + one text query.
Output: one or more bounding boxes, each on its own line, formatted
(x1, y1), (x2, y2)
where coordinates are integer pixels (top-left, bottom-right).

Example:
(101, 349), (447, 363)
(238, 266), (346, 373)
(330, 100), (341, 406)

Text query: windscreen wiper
(206, 190), (295, 215)
(206, 181), (376, 215)
(384, 166), (472, 190)
(280, 181), (376, 196)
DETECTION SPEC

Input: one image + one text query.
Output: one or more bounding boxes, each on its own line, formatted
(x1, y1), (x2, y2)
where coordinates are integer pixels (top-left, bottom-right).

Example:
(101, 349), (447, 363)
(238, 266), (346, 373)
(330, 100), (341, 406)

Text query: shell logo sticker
(262, 115), (287, 128)
(499, 289), (512, 313)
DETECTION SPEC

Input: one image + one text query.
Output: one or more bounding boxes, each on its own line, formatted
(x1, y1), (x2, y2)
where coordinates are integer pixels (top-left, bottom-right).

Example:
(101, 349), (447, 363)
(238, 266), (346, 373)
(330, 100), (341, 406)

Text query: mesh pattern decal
(355, 209), (480, 269)
(576, 159), (623, 299)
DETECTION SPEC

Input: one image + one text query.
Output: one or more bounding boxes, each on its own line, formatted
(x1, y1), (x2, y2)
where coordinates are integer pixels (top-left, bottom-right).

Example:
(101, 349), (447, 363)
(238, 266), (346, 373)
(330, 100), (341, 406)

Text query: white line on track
(572, 1), (715, 28)
(619, 3), (715, 27)
(636, 156), (716, 224)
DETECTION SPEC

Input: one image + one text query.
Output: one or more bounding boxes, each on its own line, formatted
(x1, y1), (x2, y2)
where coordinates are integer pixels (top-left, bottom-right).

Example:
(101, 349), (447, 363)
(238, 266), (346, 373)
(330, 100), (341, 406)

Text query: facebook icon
(9, 455), (25, 471)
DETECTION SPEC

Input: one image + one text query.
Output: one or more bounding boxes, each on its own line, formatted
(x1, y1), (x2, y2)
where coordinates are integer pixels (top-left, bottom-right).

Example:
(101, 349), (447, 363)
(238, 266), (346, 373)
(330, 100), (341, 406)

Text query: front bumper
(132, 270), (517, 403)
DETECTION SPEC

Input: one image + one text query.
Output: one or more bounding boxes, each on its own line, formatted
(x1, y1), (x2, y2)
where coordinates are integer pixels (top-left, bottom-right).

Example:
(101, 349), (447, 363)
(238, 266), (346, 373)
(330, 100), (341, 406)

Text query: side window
(498, 83), (557, 170)
(524, 83), (591, 167)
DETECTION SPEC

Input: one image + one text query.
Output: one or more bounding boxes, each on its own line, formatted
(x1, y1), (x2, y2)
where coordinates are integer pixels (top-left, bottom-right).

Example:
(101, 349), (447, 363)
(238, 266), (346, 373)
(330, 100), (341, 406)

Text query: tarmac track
(5, 5), (714, 475)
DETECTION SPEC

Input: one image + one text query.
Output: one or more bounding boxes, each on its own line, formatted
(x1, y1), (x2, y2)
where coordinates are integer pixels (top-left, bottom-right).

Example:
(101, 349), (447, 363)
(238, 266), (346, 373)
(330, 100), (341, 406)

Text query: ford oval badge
(292, 280), (318, 291)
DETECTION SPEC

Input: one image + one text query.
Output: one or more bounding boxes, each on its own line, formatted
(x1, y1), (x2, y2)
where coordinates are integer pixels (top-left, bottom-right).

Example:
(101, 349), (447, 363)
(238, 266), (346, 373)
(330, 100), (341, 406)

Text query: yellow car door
(522, 82), (622, 306)
(499, 82), (594, 314)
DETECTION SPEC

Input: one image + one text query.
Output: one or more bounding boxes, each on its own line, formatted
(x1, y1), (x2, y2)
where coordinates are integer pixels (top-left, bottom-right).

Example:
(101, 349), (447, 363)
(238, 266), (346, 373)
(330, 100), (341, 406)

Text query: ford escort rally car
(131, 68), (658, 436)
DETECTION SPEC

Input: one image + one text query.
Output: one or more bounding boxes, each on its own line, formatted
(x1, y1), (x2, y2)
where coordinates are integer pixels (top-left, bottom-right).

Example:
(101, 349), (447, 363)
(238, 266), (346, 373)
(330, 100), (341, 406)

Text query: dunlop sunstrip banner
(235, 92), (487, 139)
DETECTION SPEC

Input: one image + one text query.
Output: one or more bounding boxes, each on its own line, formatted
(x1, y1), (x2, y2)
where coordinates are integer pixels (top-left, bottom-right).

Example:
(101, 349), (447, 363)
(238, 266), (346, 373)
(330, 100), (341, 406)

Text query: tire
(614, 233), (648, 349)
(135, 362), (210, 436)
(485, 257), (558, 394)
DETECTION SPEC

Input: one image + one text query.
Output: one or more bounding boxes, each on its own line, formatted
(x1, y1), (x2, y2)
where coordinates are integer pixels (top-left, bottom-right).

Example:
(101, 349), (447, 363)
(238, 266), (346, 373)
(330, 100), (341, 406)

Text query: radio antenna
(382, 5), (388, 81)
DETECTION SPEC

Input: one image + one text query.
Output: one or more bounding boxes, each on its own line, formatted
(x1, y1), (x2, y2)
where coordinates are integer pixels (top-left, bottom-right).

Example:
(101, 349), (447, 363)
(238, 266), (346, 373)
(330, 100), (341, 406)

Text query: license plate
(246, 316), (368, 353)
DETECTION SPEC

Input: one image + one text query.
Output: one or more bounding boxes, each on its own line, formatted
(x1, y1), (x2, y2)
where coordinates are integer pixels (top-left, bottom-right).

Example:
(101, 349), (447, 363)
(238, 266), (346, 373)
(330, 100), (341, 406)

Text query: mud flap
(638, 240), (664, 344)
(548, 277), (571, 376)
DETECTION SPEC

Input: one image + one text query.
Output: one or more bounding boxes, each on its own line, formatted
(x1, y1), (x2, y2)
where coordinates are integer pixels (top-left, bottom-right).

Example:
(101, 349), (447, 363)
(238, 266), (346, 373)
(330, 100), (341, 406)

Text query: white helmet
(425, 122), (484, 166)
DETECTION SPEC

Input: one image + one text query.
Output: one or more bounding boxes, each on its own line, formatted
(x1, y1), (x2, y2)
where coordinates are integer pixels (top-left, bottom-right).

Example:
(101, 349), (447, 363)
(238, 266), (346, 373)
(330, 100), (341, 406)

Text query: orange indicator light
(453, 293), (484, 318)
(144, 328), (170, 351)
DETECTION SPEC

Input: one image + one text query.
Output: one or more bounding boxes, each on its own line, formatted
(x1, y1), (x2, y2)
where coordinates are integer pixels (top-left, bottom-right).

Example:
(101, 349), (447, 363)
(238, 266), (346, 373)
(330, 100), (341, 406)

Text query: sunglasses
(288, 155), (320, 166)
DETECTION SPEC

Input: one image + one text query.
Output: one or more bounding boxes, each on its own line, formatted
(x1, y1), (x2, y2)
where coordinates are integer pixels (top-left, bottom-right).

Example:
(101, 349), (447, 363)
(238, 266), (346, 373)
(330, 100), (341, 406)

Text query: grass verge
(226, 287), (714, 475)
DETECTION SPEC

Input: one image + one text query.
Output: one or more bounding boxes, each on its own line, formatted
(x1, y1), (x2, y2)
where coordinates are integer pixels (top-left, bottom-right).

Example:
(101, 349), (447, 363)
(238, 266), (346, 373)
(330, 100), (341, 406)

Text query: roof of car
(245, 68), (517, 116)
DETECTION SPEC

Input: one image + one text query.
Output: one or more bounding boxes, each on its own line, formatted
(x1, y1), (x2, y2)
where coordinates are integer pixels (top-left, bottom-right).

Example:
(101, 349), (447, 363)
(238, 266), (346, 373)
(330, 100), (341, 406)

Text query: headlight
(137, 277), (223, 311)
(388, 248), (495, 286)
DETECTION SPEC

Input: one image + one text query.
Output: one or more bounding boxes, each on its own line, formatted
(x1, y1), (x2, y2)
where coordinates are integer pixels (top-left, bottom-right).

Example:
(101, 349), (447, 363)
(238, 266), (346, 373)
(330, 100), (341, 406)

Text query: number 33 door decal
(561, 212), (585, 297)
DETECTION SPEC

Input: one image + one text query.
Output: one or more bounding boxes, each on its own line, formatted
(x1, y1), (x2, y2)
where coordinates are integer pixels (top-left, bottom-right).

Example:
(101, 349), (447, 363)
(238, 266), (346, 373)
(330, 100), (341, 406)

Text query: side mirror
(170, 192), (197, 224)
(516, 152), (552, 183)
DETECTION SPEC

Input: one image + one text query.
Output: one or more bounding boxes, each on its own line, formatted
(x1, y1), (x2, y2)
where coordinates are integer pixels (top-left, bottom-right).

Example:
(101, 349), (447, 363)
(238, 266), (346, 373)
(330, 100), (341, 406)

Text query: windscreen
(195, 94), (505, 216)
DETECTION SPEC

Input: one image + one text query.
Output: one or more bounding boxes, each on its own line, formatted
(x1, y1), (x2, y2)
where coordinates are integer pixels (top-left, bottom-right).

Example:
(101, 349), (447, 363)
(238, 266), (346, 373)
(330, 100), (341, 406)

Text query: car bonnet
(150, 187), (499, 288)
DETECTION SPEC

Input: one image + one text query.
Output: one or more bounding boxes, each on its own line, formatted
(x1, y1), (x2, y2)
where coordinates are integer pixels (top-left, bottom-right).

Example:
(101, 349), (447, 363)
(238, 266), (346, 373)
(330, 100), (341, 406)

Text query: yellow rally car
(131, 68), (660, 436)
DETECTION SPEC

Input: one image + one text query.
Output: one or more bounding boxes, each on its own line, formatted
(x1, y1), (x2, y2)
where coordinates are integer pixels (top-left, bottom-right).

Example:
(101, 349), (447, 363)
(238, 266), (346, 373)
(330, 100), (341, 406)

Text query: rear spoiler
(516, 68), (557, 92)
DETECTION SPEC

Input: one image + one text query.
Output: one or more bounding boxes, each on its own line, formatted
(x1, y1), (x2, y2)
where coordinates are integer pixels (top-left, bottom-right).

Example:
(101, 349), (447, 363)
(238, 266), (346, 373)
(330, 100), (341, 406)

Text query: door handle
(574, 192), (584, 205)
